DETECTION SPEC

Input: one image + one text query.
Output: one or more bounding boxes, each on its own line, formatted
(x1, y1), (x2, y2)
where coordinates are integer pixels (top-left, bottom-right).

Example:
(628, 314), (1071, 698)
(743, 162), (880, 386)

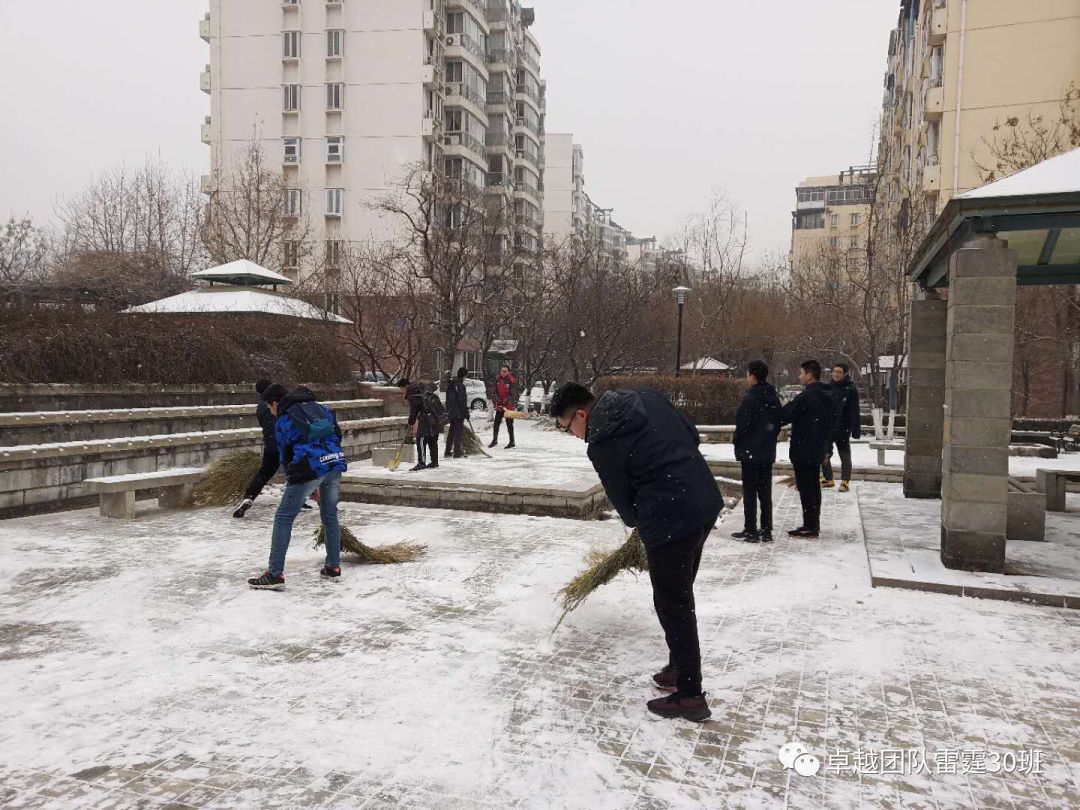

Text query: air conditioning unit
(444, 134), (462, 146)
(446, 35), (457, 47)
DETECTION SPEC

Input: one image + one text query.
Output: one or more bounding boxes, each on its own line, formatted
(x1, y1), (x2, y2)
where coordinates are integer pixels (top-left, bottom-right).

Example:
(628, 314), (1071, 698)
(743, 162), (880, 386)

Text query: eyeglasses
(561, 411), (580, 434)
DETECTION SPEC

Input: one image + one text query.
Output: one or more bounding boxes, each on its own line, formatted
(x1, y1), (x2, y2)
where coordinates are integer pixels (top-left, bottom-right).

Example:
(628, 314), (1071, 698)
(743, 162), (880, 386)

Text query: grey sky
(0, 0), (898, 260)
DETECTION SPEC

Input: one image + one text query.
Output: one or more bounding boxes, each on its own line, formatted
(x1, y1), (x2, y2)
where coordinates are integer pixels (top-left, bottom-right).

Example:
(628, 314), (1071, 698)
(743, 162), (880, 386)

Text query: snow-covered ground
(1, 479), (1078, 808)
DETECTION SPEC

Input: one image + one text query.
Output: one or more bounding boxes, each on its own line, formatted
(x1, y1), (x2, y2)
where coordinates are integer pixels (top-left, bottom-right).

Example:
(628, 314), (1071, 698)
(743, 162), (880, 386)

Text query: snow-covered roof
(862, 355), (908, 373)
(681, 356), (731, 371)
(958, 146), (1080, 200)
(189, 259), (292, 286)
(123, 286), (351, 323)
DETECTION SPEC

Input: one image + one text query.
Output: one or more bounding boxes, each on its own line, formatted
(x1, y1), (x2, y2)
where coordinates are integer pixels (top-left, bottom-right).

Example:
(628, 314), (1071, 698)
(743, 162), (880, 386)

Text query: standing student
(779, 360), (833, 539)
(398, 378), (442, 471)
(551, 382), (722, 722)
(445, 367), (469, 459)
(821, 363), (861, 492)
(247, 387), (347, 590)
(233, 380), (285, 518)
(489, 364), (518, 449)
(732, 360), (782, 543)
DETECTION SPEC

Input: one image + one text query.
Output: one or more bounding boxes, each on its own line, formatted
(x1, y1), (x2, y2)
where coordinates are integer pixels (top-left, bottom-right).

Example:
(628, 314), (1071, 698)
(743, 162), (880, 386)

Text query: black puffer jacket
(256, 399), (278, 453)
(780, 383), (834, 467)
(406, 383), (441, 438)
(734, 382), (782, 465)
(446, 379), (469, 421)
(824, 377), (862, 440)
(586, 389), (723, 549)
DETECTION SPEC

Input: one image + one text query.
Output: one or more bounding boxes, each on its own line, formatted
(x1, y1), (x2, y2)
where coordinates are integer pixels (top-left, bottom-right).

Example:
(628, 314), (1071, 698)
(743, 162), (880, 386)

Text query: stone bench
(1007, 477), (1045, 542)
(85, 468), (206, 518)
(869, 441), (905, 466)
(1036, 468), (1080, 512)
(371, 444), (416, 467)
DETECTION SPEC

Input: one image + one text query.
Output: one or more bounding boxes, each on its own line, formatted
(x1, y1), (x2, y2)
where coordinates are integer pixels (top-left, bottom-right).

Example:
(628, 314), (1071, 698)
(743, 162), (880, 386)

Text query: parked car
(363, 371), (392, 384)
(518, 382), (558, 414)
(437, 378), (490, 412)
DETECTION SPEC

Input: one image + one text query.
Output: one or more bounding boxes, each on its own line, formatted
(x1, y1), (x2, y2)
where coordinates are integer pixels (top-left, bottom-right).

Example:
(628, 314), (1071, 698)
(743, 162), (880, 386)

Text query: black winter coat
(733, 382), (782, 465)
(780, 383), (834, 468)
(586, 389), (723, 549)
(407, 383), (442, 438)
(446, 379), (468, 421)
(256, 399), (278, 454)
(825, 377), (862, 440)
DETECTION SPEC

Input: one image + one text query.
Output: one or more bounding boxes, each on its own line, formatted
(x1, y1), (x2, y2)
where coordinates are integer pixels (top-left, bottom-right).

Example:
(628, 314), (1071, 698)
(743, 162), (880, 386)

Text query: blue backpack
(279, 401), (347, 481)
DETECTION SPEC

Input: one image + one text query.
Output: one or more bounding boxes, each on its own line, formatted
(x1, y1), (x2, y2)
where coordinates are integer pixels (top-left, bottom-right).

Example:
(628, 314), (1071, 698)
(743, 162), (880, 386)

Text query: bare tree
(973, 82), (1080, 182)
(202, 138), (315, 271)
(0, 217), (49, 286)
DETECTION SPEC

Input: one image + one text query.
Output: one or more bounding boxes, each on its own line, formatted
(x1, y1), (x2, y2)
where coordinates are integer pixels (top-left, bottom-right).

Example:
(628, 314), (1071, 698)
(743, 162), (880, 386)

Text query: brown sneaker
(647, 691), (711, 722)
(652, 664), (678, 692)
(820, 479), (835, 488)
(839, 480), (850, 493)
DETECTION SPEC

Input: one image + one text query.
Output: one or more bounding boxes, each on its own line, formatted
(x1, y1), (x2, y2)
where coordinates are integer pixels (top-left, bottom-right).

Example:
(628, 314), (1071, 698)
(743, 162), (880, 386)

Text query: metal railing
(445, 82), (484, 107)
(445, 131), (486, 158)
(515, 84), (539, 104)
(486, 89), (511, 106)
(485, 131), (511, 147)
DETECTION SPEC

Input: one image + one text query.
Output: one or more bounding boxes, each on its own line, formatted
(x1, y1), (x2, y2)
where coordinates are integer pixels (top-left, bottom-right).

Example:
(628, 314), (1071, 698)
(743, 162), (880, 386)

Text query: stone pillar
(100, 491), (136, 519)
(940, 234), (1017, 573)
(904, 289), (947, 498)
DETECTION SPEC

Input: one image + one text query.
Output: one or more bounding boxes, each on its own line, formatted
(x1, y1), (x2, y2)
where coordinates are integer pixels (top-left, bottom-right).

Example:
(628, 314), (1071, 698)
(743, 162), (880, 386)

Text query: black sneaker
(428, 462), (439, 469)
(647, 691), (711, 722)
(730, 529), (759, 542)
(788, 527), (820, 539)
(248, 571), (285, 590)
(505, 442), (516, 449)
(319, 565), (341, 581)
(759, 531), (774, 543)
(409, 462), (428, 472)
(488, 439), (498, 448)
(301, 499), (316, 511)
(652, 664), (678, 692)
(232, 498), (254, 519)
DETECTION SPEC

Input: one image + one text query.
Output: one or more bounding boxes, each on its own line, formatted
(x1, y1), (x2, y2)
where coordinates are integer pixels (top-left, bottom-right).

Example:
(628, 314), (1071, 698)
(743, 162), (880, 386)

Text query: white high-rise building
(199, 0), (544, 280)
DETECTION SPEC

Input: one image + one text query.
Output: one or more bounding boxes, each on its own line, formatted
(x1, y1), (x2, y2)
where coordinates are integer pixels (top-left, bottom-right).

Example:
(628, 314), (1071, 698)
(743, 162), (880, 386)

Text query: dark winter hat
(262, 383), (288, 404)
(456, 366), (468, 379)
(255, 379), (272, 395)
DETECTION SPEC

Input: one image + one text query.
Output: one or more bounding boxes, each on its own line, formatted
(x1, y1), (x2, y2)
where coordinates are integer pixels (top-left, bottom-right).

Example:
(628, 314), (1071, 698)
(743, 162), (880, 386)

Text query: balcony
(521, 51), (540, 74)
(929, 5), (947, 46)
(487, 49), (515, 66)
(922, 163), (941, 193)
(445, 82), (485, 109)
(486, 172), (513, 192)
(445, 32), (485, 64)
(200, 116), (211, 144)
(515, 84), (539, 106)
(514, 116), (538, 137)
(515, 148), (539, 168)
(444, 131), (486, 160)
(924, 85), (944, 120)
(199, 65), (211, 94)
(486, 89), (512, 108)
(199, 13), (210, 42)
(515, 214), (540, 232)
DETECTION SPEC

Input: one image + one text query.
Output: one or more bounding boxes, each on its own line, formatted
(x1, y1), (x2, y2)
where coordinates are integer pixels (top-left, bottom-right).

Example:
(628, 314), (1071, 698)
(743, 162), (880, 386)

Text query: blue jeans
(267, 470), (342, 576)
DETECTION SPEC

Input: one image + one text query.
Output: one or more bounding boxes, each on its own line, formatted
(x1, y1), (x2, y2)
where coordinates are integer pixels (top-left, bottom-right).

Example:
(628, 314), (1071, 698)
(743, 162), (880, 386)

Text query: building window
(445, 60), (463, 83)
(445, 157), (463, 179)
(283, 0), (299, 5)
(325, 188), (343, 217)
(283, 84), (301, 112)
(326, 239), (343, 269)
(283, 137), (301, 164)
(283, 189), (302, 217)
(850, 213), (862, 227)
(327, 30), (343, 58)
(326, 82), (343, 111)
(795, 211), (824, 230)
(829, 213), (839, 227)
(283, 240), (300, 268)
(828, 236), (839, 248)
(283, 31), (301, 60)
(326, 136), (344, 164)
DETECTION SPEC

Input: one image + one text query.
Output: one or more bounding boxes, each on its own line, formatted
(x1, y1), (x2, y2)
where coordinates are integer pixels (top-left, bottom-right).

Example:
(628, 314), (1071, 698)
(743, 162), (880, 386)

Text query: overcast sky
(0, 0), (898, 260)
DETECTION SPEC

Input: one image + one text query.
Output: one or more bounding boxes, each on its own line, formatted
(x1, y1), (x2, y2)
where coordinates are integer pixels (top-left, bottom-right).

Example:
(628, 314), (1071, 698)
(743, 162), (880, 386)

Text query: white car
(519, 383), (557, 413)
(437, 378), (490, 412)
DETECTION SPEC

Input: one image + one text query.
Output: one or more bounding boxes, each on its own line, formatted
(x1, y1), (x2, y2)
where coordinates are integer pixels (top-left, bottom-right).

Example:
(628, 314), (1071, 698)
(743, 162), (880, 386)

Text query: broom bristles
(193, 450), (263, 506)
(554, 529), (648, 630)
(313, 525), (426, 564)
(462, 424), (492, 458)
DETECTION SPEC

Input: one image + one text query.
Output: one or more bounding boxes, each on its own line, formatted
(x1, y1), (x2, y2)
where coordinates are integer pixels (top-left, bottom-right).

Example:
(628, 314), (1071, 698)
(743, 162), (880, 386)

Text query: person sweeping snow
(550, 382), (723, 722)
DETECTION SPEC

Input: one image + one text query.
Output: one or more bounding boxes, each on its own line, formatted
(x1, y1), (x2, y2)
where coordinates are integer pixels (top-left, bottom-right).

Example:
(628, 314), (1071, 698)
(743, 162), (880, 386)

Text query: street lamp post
(672, 286), (691, 377)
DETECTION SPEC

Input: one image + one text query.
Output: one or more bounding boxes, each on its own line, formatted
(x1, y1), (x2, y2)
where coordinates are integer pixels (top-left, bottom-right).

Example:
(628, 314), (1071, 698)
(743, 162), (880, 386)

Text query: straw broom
(463, 421), (492, 458)
(313, 525), (426, 564)
(193, 450), (263, 506)
(554, 529), (649, 630)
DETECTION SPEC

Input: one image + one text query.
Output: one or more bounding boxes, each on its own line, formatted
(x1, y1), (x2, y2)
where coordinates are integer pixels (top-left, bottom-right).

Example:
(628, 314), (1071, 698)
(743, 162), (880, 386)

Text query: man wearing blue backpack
(248, 386), (348, 590)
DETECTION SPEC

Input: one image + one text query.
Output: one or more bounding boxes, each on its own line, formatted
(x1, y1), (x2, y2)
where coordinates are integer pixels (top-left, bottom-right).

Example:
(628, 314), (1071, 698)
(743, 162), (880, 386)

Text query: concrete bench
(85, 468), (206, 518)
(1007, 477), (1045, 542)
(869, 441), (905, 466)
(1035, 468), (1080, 513)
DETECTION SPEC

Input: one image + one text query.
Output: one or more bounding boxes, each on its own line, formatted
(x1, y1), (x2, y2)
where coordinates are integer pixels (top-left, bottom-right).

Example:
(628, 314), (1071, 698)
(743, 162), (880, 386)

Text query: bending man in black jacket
(780, 360), (834, 538)
(551, 383), (723, 723)
(732, 360), (782, 543)
(233, 380), (286, 519)
(821, 363), (861, 492)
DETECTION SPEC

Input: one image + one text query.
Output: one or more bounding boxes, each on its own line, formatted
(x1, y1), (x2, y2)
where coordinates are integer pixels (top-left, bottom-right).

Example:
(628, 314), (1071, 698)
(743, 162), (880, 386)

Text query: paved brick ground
(1, 481), (1078, 808)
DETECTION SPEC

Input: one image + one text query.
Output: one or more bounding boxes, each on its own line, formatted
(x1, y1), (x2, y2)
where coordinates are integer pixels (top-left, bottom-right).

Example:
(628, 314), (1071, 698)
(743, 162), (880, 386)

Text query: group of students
(396, 364), (520, 473)
(732, 358), (861, 542)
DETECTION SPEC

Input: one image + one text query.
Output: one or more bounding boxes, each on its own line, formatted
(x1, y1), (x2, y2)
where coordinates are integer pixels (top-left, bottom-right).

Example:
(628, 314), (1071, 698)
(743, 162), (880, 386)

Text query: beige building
(880, 0), (1080, 232)
(199, 0), (545, 280)
(789, 167), (874, 273)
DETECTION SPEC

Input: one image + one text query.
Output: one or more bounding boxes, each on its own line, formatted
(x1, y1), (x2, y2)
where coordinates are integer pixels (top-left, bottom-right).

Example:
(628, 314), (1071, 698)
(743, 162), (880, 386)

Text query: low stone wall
(0, 400), (384, 446)
(0, 417), (407, 519)
(359, 384), (410, 417)
(697, 425), (790, 444)
(0, 382), (361, 413)
(708, 459), (904, 484)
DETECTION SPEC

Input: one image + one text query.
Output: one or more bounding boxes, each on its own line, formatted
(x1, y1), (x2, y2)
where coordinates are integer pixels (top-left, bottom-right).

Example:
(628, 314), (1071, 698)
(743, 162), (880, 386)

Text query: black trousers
(492, 410), (515, 443)
(740, 462), (773, 532)
(243, 443), (280, 501)
(821, 437), (852, 482)
(445, 419), (465, 457)
(645, 524), (711, 696)
(416, 436), (439, 466)
(793, 464), (822, 532)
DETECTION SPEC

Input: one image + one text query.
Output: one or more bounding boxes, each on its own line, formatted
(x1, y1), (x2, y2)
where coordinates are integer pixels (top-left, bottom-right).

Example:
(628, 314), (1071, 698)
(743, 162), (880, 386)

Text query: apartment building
(199, 0), (545, 280)
(880, 0), (1080, 232)
(789, 166), (875, 273)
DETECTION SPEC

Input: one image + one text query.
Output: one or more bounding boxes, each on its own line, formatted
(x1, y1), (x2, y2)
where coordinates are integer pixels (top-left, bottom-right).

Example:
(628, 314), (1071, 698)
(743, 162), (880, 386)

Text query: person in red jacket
(489, 364), (518, 449)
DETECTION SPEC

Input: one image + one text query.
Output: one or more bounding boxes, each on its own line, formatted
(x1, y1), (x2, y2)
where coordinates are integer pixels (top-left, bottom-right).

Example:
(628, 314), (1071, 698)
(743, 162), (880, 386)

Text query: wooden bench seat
(868, 441), (905, 466)
(85, 467), (206, 518)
